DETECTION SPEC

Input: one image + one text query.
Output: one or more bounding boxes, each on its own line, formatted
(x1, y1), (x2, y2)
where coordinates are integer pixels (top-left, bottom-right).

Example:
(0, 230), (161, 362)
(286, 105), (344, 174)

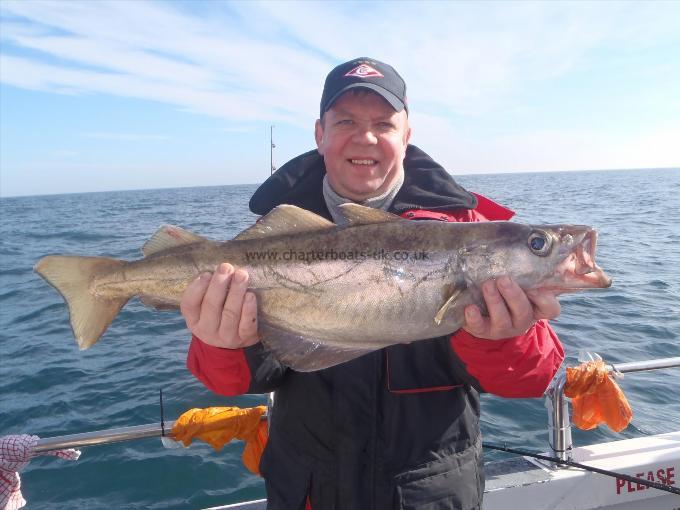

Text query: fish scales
(34, 203), (611, 371)
(244, 221), (458, 345)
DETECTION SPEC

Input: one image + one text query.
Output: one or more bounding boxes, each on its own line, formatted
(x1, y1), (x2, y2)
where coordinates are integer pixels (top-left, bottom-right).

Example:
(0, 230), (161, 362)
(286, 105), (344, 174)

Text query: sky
(0, 0), (679, 197)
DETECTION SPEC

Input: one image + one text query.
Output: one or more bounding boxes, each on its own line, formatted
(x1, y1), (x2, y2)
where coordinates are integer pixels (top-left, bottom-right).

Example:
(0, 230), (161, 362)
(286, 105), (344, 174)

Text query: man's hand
(180, 263), (259, 348)
(463, 276), (560, 340)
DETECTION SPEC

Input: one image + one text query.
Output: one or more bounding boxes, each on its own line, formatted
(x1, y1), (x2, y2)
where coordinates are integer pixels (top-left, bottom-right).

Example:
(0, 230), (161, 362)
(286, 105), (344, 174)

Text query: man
(181, 58), (564, 509)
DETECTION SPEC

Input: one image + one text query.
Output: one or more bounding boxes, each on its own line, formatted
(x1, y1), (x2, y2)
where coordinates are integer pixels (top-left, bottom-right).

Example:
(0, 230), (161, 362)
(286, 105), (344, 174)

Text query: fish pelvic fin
(259, 322), (375, 372)
(34, 255), (129, 350)
(434, 285), (464, 326)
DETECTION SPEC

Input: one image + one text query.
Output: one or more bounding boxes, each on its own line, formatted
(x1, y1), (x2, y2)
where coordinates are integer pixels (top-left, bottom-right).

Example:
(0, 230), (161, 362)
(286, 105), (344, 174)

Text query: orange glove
(565, 360), (632, 433)
(171, 406), (268, 474)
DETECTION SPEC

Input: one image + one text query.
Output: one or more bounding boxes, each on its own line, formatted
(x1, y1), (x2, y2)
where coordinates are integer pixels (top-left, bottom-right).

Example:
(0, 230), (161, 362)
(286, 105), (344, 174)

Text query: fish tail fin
(34, 255), (129, 349)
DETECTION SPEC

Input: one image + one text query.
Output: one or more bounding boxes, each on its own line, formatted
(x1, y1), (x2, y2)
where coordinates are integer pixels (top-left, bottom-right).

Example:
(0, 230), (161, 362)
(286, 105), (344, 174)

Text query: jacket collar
(249, 145), (477, 218)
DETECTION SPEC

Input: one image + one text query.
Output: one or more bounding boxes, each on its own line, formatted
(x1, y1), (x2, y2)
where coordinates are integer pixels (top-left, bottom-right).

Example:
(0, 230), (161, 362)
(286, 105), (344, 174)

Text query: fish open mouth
(552, 228), (612, 291)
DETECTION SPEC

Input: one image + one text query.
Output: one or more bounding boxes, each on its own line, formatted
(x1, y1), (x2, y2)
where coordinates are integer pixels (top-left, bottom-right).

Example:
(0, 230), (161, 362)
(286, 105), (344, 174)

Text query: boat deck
(209, 431), (680, 510)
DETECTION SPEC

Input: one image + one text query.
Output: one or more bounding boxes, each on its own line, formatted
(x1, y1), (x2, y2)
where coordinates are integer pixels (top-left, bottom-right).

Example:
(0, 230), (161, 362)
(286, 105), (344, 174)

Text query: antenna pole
(270, 125), (276, 175)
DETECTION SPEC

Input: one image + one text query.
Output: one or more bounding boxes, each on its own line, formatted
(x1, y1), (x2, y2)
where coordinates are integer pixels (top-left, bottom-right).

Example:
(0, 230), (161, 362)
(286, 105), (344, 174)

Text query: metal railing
(34, 357), (680, 457)
(34, 398), (274, 454)
(545, 356), (680, 462)
(33, 421), (177, 453)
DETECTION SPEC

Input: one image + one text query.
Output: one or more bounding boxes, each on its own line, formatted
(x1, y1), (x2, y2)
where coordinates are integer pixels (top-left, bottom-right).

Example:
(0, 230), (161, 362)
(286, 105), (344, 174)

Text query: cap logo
(344, 64), (384, 79)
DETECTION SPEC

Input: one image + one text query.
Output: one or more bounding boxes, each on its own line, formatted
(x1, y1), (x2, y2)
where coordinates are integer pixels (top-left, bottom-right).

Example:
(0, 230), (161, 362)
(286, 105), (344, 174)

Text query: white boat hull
(210, 431), (680, 510)
(484, 431), (679, 509)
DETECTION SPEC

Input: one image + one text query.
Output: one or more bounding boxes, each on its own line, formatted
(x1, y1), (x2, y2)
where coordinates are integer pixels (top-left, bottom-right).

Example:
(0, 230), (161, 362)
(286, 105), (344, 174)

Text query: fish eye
(528, 230), (552, 256)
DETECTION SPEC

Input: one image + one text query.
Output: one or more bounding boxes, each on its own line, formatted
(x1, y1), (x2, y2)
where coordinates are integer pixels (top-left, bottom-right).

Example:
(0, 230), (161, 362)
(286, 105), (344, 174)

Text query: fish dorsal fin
(142, 225), (208, 257)
(337, 203), (404, 226)
(234, 204), (335, 240)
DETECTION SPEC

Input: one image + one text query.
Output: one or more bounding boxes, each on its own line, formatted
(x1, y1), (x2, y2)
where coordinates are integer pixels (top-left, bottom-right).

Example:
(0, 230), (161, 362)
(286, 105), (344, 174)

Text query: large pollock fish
(35, 204), (611, 371)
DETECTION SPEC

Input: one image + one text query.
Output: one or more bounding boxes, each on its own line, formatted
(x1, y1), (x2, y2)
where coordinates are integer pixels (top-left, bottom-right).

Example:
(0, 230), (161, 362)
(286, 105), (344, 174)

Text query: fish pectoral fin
(234, 205), (335, 240)
(336, 203), (405, 226)
(259, 322), (375, 372)
(434, 286), (464, 326)
(142, 225), (209, 257)
(139, 295), (179, 311)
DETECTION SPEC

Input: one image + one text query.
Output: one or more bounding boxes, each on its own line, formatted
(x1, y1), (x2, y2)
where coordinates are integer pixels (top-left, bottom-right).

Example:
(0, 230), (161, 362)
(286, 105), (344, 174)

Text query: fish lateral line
(33, 204), (613, 369)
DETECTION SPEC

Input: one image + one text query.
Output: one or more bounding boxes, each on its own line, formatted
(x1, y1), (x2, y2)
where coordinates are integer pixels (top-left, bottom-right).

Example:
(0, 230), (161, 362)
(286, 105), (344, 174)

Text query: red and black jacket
(187, 146), (564, 510)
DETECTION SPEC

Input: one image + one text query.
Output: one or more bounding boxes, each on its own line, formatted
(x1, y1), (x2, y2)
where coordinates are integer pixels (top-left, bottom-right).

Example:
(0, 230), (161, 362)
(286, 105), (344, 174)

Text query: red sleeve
(187, 335), (251, 396)
(450, 320), (564, 397)
(470, 192), (515, 221)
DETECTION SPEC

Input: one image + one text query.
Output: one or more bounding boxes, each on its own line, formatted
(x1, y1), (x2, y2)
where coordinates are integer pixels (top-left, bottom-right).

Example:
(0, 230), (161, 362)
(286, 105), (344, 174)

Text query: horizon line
(1, 166), (678, 199)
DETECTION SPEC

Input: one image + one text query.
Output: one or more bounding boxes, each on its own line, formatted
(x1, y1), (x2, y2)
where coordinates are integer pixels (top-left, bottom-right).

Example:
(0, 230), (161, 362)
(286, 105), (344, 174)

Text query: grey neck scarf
(322, 170), (404, 224)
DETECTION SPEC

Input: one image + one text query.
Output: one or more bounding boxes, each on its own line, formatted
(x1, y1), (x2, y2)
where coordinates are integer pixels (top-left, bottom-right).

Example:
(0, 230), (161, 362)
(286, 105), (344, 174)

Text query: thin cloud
(51, 149), (78, 158)
(82, 132), (170, 141)
(413, 111), (680, 174)
(1, 0), (678, 198)
(0, 0), (328, 126)
(3, 0), (678, 123)
(220, 126), (257, 133)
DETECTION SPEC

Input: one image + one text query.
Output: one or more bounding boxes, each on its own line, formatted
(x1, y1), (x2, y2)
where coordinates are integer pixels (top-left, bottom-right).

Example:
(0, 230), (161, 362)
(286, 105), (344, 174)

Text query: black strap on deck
(483, 442), (680, 496)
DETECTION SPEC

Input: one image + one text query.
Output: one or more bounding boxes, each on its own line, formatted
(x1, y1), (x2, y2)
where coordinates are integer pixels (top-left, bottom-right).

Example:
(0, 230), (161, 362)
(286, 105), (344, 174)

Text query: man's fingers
(496, 276), (534, 330)
(180, 272), (211, 329)
(238, 292), (260, 346)
(218, 268), (250, 342)
(462, 279), (561, 340)
(463, 304), (489, 337)
(199, 263), (234, 333)
(526, 289), (562, 320)
(482, 279), (513, 333)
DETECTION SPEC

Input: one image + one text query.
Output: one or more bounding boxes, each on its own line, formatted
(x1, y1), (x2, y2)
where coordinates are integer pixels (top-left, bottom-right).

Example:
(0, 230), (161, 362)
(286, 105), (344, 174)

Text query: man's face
(315, 90), (411, 201)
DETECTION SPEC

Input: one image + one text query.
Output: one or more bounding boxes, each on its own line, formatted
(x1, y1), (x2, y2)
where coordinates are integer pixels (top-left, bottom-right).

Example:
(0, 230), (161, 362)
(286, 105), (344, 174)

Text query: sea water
(1, 168), (678, 509)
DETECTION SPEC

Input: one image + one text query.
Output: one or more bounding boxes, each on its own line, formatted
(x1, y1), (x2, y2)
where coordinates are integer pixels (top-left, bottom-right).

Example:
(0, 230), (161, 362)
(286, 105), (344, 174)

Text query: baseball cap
(319, 57), (408, 118)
